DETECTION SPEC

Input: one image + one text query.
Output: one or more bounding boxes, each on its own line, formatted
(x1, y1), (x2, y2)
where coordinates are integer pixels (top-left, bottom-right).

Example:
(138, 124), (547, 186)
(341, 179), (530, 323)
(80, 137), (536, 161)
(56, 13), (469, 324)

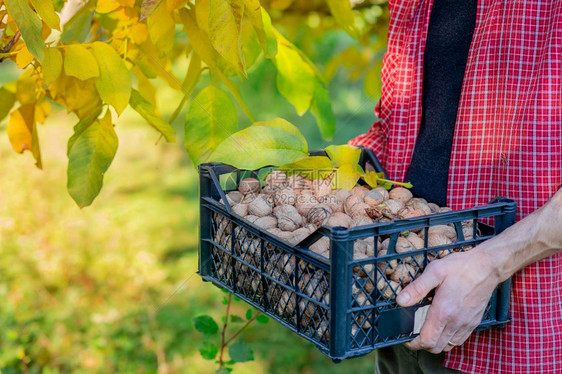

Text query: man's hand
(396, 248), (501, 353)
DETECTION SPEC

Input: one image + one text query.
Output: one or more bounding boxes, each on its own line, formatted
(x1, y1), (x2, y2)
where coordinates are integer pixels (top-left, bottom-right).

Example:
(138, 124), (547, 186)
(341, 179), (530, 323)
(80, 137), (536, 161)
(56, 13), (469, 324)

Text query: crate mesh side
(209, 211), (330, 348)
(347, 217), (498, 351)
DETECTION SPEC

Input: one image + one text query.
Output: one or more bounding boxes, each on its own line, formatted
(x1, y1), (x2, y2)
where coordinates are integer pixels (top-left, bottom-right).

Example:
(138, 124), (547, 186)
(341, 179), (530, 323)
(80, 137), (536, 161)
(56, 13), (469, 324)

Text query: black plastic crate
(197, 149), (516, 361)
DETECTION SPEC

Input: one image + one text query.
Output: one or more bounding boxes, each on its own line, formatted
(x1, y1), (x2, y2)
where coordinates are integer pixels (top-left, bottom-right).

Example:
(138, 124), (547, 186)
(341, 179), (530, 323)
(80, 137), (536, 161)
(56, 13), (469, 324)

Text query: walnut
(325, 212), (353, 228)
(306, 204), (332, 226)
(265, 170), (288, 189)
(295, 193), (318, 216)
(248, 196), (273, 217)
(364, 189), (385, 206)
(273, 187), (297, 206)
(254, 215), (278, 230)
(389, 187), (413, 204)
(232, 203), (249, 217)
(274, 205), (303, 232)
(350, 185), (369, 199)
(238, 178), (261, 195)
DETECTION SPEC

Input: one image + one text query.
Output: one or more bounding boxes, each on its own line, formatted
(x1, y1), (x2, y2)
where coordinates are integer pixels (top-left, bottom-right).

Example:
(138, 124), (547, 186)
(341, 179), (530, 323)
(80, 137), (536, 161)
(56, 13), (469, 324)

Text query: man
(349, 0), (562, 373)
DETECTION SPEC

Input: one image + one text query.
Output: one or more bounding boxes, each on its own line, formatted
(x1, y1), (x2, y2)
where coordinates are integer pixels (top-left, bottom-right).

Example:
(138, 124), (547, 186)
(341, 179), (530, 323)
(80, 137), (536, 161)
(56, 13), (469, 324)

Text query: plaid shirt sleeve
(350, 1), (562, 372)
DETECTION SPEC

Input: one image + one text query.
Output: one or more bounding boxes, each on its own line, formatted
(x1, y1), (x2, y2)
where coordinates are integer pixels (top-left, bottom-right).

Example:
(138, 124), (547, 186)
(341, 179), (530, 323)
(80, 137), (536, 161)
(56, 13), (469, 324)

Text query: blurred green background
(0, 28), (380, 373)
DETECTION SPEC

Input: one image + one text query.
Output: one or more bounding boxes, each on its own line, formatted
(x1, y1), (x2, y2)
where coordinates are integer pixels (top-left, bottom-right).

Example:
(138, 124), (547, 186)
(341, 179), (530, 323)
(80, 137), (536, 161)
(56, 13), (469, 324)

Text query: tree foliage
(0, 0), (388, 207)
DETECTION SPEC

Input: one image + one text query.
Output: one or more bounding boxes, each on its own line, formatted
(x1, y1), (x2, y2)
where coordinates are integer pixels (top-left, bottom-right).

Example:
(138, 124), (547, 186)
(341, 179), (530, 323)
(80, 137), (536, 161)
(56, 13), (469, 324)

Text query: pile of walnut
(219, 171), (475, 336)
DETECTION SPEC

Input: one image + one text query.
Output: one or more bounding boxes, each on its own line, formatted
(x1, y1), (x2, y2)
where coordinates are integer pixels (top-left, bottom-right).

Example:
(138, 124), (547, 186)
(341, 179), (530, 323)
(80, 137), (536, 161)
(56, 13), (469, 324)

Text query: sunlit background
(0, 14), (384, 373)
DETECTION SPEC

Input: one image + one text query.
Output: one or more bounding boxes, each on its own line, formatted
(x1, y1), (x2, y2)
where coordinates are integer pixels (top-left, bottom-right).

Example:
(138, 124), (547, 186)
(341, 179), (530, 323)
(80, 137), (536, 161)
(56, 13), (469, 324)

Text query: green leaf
(60, 0), (95, 43)
(216, 369), (232, 374)
(147, 1), (175, 56)
(209, 0), (246, 75)
(260, 8), (278, 58)
(331, 164), (361, 190)
(91, 42), (132, 116)
(244, 0), (269, 57)
(140, 0), (164, 20)
(67, 108), (103, 156)
(278, 156), (333, 180)
(130, 89), (176, 143)
(228, 342), (254, 363)
(43, 47), (63, 85)
(193, 315), (219, 335)
(256, 315), (269, 324)
(64, 44), (99, 80)
(326, 0), (360, 39)
(210, 118), (308, 170)
(245, 309), (252, 320)
(310, 80), (336, 140)
(230, 315), (244, 323)
(364, 59), (382, 98)
(0, 87), (16, 122)
(30, 0), (61, 30)
(197, 342), (218, 360)
(67, 112), (118, 208)
(275, 37), (315, 115)
(4, 0), (45, 61)
(325, 144), (361, 168)
(184, 86), (238, 166)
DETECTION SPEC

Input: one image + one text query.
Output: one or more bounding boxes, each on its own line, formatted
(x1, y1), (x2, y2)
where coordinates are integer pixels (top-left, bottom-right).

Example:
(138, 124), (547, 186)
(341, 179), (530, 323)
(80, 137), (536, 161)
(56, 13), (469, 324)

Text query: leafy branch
(194, 292), (269, 373)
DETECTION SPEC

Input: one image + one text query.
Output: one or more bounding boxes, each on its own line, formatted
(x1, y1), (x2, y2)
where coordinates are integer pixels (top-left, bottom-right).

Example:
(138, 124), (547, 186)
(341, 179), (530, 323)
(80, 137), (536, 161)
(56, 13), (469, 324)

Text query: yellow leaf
(331, 164), (361, 190)
(30, 0), (61, 30)
(195, 0), (210, 35)
(64, 44), (100, 80)
(132, 66), (157, 108)
(16, 45), (35, 68)
(147, 1), (174, 56)
(7, 105), (33, 153)
(63, 75), (102, 117)
(96, 0), (121, 13)
(179, 7), (217, 68)
(16, 73), (38, 105)
(119, 0), (136, 6)
(43, 47), (62, 85)
(91, 42), (132, 115)
(209, 0), (245, 75)
(35, 100), (51, 123)
(166, 0), (187, 11)
(130, 23), (149, 44)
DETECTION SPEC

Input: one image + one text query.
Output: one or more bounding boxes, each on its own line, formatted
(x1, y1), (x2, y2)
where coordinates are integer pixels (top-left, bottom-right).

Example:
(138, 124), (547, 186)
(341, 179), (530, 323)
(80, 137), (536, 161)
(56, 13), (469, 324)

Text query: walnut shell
(350, 216), (374, 227)
(350, 185), (369, 199)
(325, 212), (353, 228)
(389, 187), (413, 204)
(226, 191), (244, 204)
(254, 215), (278, 230)
(273, 187), (296, 206)
(349, 202), (370, 218)
(318, 194), (343, 213)
(294, 193), (318, 216)
(374, 186), (390, 200)
(274, 205), (303, 231)
(232, 203), (249, 217)
(310, 237), (330, 257)
(344, 195), (364, 215)
(364, 189), (385, 206)
(333, 188), (352, 203)
(390, 263), (416, 285)
(307, 204), (332, 226)
(312, 178), (332, 198)
(248, 196), (273, 217)
(239, 178), (261, 195)
(381, 199), (405, 215)
(265, 170), (288, 189)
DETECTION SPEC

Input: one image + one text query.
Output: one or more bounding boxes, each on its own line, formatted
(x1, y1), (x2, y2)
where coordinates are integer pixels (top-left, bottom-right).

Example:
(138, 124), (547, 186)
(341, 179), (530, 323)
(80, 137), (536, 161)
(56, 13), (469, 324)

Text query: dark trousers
(376, 345), (464, 374)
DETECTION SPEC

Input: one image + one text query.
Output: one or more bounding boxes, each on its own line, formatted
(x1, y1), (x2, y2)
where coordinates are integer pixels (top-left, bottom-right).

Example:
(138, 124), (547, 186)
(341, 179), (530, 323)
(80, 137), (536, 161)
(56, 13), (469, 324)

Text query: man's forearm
(480, 187), (562, 283)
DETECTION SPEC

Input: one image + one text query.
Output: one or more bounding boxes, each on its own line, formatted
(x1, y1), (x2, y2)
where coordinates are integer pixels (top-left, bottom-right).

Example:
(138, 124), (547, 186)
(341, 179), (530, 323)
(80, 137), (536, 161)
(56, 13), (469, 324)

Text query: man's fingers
(396, 264), (443, 307)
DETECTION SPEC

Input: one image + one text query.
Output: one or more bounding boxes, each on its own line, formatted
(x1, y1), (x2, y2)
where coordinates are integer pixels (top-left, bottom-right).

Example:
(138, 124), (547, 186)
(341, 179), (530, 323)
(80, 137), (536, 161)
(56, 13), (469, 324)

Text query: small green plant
(193, 292), (269, 373)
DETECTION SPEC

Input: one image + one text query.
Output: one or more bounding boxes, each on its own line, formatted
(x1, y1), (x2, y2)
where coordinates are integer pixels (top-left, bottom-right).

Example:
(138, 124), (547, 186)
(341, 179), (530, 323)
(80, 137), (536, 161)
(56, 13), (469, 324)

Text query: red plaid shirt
(350, 1), (562, 373)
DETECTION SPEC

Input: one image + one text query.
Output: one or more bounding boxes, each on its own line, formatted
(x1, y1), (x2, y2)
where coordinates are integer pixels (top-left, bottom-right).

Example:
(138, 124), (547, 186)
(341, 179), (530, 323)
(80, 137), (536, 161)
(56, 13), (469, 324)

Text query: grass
(0, 45), (377, 373)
